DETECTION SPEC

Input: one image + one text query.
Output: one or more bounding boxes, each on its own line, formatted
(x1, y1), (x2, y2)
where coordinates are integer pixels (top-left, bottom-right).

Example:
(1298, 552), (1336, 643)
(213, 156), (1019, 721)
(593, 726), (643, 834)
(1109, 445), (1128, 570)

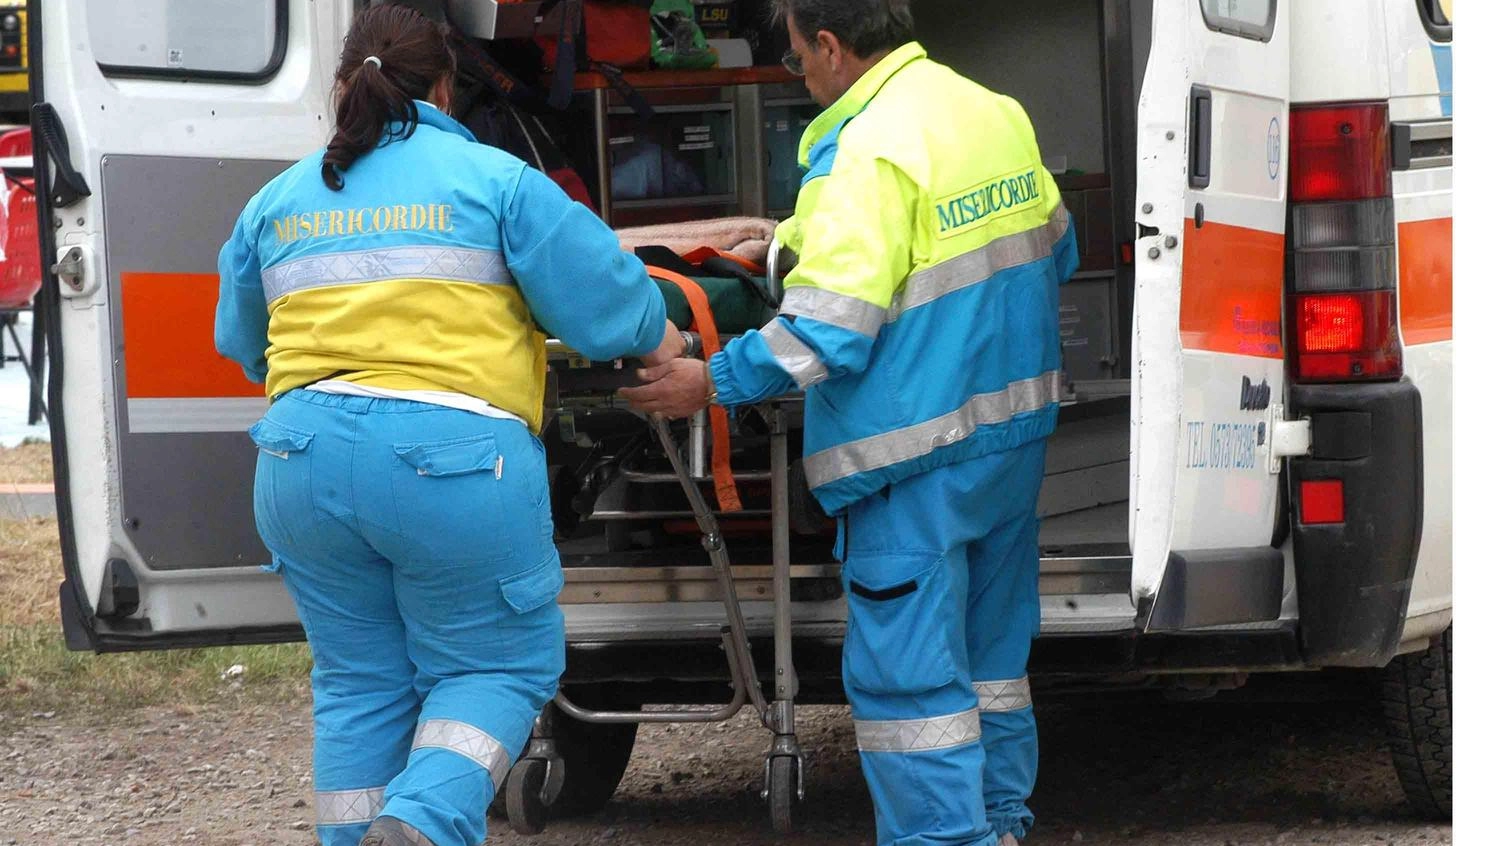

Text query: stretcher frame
(505, 245), (805, 834)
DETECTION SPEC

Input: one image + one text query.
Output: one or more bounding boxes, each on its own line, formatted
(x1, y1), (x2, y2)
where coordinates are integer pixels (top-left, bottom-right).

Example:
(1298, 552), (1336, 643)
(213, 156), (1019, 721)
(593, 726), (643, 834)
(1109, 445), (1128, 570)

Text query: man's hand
(620, 358), (713, 419)
(639, 319), (687, 368)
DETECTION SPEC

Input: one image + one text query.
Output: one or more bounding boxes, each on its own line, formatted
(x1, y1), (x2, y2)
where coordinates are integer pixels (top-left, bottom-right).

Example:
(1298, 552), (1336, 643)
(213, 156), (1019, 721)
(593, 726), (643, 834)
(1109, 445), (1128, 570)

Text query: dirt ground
(0, 692), (1451, 846)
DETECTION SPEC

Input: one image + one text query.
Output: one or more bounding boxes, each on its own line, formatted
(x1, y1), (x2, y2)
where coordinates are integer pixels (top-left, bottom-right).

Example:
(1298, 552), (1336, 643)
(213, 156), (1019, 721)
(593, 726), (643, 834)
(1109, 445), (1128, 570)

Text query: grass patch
(0, 439), (52, 485)
(0, 516), (311, 715)
(0, 625), (312, 715)
(0, 516), (64, 627)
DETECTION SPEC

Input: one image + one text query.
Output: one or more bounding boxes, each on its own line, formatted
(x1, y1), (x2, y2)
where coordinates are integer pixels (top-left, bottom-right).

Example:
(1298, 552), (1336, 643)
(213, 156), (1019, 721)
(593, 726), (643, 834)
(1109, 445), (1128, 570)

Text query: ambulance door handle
(1188, 86), (1212, 190)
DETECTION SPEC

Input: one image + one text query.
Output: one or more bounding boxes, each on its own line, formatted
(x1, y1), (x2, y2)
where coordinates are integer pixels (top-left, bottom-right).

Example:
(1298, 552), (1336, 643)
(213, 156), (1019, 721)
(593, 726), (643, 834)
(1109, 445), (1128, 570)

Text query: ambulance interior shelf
(549, 65), (799, 91)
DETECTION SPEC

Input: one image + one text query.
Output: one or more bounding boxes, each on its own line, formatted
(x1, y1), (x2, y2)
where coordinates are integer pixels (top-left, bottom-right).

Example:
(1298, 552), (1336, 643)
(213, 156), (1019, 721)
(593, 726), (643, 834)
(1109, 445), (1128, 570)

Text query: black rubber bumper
(1290, 379), (1424, 667)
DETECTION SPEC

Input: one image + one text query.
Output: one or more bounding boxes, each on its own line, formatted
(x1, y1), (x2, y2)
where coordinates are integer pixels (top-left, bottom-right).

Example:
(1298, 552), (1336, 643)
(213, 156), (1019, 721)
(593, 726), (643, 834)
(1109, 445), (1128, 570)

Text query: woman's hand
(639, 318), (687, 368)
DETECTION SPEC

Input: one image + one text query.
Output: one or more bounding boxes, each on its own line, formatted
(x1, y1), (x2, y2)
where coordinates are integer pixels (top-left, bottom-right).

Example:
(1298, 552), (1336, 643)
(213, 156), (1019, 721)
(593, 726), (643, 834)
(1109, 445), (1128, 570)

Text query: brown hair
(322, 4), (457, 190)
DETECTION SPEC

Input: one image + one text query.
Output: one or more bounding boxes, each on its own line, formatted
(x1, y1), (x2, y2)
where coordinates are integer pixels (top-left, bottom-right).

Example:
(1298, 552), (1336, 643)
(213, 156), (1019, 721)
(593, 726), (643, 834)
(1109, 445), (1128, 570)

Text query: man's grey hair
(771, 0), (915, 59)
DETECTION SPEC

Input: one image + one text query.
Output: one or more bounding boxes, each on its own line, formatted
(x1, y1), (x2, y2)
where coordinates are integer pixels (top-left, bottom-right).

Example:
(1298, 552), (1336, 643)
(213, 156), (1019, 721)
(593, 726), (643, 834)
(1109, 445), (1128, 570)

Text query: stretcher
(501, 242), (807, 834)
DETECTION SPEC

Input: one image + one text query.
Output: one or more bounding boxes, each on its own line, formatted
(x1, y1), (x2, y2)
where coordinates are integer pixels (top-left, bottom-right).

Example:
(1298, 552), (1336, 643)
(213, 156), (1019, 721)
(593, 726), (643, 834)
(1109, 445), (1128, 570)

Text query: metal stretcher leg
(764, 408), (804, 833)
(648, 416), (768, 717)
(507, 415), (788, 835)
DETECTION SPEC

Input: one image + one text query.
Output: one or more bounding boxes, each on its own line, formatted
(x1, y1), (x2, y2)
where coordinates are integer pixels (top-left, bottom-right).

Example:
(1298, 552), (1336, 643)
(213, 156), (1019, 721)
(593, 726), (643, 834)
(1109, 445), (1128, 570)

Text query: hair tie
(364, 55), (382, 70)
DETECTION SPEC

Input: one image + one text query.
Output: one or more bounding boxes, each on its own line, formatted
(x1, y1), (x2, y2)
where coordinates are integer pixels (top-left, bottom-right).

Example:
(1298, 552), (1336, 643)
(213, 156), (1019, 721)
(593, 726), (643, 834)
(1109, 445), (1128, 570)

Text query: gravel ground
(0, 695), (1451, 846)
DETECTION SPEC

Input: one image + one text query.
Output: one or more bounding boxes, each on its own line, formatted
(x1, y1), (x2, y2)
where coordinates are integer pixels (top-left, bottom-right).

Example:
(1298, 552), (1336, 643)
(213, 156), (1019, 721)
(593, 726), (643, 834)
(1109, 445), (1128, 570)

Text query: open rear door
(1129, 0), (1292, 630)
(34, 0), (345, 650)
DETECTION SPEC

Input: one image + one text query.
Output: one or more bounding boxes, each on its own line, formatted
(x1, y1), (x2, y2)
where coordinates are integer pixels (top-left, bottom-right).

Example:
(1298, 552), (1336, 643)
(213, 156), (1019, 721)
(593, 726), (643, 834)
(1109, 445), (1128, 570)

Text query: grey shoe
(359, 816), (435, 846)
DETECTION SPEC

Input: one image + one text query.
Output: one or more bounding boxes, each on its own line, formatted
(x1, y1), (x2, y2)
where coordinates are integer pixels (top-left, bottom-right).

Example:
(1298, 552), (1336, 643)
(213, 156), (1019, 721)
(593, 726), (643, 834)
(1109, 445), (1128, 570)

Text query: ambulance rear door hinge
(1267, 404), (1311, 474)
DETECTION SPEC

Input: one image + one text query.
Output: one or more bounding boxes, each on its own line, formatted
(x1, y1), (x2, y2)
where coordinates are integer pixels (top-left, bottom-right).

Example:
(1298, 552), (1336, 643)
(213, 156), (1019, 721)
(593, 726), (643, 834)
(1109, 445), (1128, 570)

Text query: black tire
(488, 697), (640, 821)
(549, 705), (639, 817)
(767, 755), (798, 835)
(1381, 626), (1451, 820)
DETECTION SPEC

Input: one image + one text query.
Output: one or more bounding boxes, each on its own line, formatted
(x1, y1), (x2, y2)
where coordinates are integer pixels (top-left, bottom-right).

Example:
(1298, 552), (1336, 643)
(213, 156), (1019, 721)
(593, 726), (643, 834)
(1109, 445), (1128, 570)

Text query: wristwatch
(679, 330), (696, 358)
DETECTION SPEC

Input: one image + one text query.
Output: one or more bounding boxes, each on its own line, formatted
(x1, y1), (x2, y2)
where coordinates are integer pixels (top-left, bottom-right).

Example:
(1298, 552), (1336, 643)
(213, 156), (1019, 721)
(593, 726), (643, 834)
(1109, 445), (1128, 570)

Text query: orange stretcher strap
(680, 246), (765, 275)
(646, 266), (743, 513)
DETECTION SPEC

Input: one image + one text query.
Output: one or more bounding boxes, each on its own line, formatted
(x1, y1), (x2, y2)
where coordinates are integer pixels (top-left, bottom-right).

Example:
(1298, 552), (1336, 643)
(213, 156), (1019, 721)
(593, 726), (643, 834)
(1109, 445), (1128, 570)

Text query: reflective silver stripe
(974, 677), (1031, 713)
(804, 370), (1065, 489)
(262, 246), (512, 303)
(314, 786), (385, 826)
(761, 321), (829, 389)
(853, 708), (982, 753)
(411, 719), (510, 787)
(889, 203), (1071, 323)
(127, 397), (268, 434)
(778, 285), (887, 338)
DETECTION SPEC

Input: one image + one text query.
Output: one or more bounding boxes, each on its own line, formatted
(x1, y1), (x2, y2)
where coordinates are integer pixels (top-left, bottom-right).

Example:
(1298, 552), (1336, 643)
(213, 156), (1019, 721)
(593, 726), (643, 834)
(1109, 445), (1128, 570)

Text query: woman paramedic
(213, 6), (683, 846)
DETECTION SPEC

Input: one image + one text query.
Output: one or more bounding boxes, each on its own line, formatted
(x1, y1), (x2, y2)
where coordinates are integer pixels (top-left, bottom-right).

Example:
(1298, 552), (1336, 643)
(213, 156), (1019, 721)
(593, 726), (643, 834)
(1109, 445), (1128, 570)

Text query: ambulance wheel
(504, 758), (550, 835)
(1381, 626), (1451, 820)
(548, 705), (639, 817)
(490, 698), (639, 821)
(767, 755), (798, 835)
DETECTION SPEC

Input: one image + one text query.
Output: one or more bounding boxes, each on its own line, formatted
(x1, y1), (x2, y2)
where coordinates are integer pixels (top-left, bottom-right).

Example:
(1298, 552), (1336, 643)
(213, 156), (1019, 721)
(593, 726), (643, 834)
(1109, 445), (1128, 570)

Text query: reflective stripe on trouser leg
(965, 441), (1048, 843)
(974, 676), (1036, 842)
(315, 787), (388, 828)
(410, 719), (511, 788)
(974, 677), (1031, 714)
(854, 708), (983, 752)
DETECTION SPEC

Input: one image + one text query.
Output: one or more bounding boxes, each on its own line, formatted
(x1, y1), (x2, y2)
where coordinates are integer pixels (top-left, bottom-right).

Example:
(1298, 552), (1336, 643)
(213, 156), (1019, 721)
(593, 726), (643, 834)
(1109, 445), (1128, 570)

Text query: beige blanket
(616, 217), (778, 263)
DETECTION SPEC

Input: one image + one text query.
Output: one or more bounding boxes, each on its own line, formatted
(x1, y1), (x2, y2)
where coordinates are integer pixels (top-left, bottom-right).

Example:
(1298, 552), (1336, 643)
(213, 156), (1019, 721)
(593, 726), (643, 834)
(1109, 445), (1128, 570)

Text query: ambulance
(28, 0), (1452, 821)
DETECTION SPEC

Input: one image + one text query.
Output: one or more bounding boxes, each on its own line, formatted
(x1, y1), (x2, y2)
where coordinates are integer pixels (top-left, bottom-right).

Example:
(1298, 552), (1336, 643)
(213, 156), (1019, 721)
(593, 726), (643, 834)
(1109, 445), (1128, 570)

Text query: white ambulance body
(30, 0), (1452, 818)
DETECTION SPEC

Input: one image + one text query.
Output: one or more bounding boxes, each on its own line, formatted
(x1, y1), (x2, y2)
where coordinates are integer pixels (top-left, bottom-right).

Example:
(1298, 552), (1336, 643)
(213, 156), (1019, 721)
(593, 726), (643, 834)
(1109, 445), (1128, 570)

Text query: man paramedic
(621, 1), (1079, 844)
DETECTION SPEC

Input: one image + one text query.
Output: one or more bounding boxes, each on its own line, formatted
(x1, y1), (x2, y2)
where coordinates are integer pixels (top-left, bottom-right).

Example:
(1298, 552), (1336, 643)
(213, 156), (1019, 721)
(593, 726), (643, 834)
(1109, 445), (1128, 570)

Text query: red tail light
(1287, 103), (1402, 383)
(1292, 291), (1402, 381)
(1290, 105), (1391, 202)
(1299, 294), (1363, 352)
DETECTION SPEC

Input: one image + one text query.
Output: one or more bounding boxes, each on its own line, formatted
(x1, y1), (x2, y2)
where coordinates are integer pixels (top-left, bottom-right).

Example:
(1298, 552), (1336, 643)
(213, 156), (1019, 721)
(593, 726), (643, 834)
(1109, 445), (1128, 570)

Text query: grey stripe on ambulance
(314, 785), (386, 826)
(803, 370), (1066, 489)
(854, 708), (982, 753)
(889, 203), (1071, 323)
(974, 677), (1032, 713)
(779, 285), (887, 338)
(410, 719), (511, 788)
(761, 320), (830, 388)
(261, 245), (513, 303)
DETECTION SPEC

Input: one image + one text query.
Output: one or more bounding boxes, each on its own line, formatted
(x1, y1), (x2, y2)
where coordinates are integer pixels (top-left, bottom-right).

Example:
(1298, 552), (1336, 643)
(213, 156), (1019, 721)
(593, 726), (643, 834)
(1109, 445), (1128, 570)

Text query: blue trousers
(840, 442), (1047, 846)
(249, 390), (565, 846)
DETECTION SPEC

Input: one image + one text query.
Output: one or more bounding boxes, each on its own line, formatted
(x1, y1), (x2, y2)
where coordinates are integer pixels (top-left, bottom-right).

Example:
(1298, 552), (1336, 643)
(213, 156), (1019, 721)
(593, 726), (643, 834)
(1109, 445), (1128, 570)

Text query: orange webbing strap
(647, 266), (743, 513)
(680, 246), (765, 275)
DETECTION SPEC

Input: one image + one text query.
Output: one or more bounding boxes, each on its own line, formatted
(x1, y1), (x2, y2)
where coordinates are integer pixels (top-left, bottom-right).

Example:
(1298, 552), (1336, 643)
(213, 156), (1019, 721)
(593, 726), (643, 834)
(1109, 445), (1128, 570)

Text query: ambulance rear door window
(87, 0), (288, 82)
(1199, 0), (1276, 42)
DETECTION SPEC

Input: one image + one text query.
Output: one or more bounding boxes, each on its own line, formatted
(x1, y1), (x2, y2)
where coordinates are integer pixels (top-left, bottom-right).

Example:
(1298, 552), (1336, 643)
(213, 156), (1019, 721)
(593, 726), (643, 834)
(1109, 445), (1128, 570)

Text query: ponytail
(321, 5), (456, 191)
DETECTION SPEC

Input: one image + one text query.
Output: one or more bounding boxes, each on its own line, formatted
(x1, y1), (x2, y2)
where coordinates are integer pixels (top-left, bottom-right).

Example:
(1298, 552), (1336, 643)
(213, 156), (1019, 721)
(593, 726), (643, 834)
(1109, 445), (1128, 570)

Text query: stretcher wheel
(766, 755), (799, 835)
(505, 757), (551, 835)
